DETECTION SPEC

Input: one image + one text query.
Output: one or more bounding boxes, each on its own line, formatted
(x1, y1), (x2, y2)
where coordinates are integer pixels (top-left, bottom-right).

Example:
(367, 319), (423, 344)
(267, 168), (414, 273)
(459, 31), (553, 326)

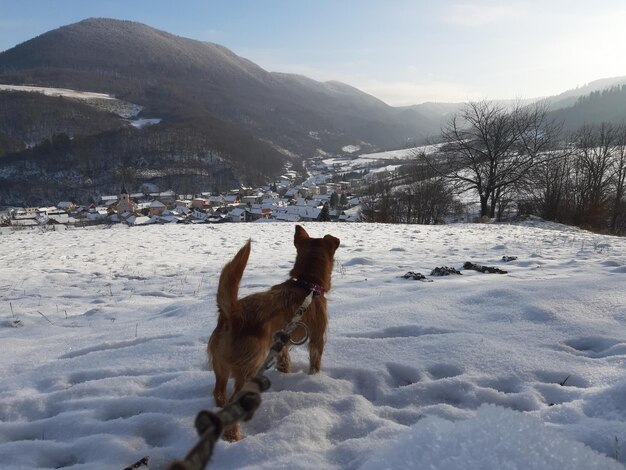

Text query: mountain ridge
(0, 18), (435, 152)
(2, 18), (626, 206)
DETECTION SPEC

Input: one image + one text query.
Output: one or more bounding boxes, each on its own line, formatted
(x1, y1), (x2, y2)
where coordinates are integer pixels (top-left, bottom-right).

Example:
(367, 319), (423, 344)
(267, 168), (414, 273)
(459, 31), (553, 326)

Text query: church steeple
(117, 185), (132, 214)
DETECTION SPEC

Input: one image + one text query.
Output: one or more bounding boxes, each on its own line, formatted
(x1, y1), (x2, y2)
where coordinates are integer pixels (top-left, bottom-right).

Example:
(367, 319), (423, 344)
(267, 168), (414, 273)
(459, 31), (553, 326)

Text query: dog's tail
(216, 239), (251, 319)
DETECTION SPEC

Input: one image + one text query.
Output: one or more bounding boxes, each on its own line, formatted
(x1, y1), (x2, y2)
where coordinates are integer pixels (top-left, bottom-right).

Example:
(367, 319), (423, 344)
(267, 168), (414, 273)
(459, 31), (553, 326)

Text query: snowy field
(323, 144), (441, 175)
(1, 221), (625, 469)
(0, 84), (115, 100)
(0, 84), (144, 119)
(352, 145), (440, 162)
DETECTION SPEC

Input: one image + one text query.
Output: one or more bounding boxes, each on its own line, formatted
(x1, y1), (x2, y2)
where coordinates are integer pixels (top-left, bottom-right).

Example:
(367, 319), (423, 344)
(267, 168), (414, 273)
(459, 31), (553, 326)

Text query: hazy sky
(2, 0), (626, 105)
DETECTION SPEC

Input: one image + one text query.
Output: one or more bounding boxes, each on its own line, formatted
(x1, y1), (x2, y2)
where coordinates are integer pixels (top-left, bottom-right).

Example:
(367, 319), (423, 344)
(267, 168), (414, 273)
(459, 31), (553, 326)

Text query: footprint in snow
(344, 325), (452, 339)
(343, 257), (375, 266)
(386, 363), (423, 387)
(562, 336), (626, 359)
(427, 363), (464, 380)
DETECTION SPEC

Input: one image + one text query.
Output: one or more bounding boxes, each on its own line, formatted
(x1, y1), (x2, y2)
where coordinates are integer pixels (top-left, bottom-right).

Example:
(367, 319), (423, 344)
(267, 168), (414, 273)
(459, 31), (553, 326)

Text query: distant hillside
(546, 76), (626, 110)
(549, 84), (626, 130)
(0, 18), (442, 205)
(0, 18), (435, 153)
(0, 90), (124, 149)
(3, 17), (626, 206)
(0, 83), (285, 205)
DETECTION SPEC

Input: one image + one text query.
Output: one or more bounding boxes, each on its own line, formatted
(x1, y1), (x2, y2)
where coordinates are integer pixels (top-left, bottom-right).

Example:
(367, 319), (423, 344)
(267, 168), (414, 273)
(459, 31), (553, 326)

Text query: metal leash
(168, 290), (315, 470)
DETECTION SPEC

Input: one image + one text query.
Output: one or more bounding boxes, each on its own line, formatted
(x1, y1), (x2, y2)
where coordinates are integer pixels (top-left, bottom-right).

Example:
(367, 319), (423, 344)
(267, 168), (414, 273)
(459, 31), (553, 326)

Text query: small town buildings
(191, 197), (210, 209)
(3, 149), (364, 229)
(248, 206), (272, 221)
(207, 195), (225, 206)
(223, 194), (240, 205)
(326, 183), (342, 194)
(273, 212), (301, 222)
(284, 188), (302, 199)
(100, 195), (118, 205)
(9, 210), (39, 227)
(339, 181), (351, 192)
(130, 216), (153, 226)
(149, 190), (176, 206)
(57, 201), (75, 210)
(175, 198), (192, 208)
(241, 192), (264, 205)
(227, 207), (247, 222)
(273, 205), (321, 222)
(149, 200), (167, 217)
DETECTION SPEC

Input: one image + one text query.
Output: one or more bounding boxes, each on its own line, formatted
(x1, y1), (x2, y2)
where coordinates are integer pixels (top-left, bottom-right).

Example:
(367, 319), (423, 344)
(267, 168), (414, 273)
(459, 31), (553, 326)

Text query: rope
(168, 290), (315, 470)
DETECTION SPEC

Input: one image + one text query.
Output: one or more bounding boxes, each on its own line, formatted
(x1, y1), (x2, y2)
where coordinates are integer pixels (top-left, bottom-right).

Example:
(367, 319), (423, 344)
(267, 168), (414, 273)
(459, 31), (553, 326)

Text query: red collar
(293, 278), (325, 297)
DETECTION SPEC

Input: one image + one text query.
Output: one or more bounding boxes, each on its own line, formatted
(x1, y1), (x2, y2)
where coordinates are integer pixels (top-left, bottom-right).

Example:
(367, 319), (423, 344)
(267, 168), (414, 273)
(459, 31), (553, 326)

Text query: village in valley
(1, 155), (367, 229)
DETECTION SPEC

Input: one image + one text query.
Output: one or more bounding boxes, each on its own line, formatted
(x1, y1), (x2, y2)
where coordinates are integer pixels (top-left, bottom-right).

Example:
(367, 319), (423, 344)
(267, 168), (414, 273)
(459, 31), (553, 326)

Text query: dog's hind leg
(276, 348), (291, 373)
(221, 373), (248, 441)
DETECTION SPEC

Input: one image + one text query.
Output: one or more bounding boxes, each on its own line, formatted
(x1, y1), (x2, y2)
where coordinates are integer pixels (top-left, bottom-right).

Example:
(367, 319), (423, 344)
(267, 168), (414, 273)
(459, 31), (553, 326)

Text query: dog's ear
(294, 225), (310, 246)
(324, 234), (340, 252)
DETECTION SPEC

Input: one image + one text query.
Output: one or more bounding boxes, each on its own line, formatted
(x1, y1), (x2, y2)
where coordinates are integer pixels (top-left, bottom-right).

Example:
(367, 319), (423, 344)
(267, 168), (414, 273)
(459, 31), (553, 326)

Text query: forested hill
(0, 18), (437, 155)
(2, 17), (626, 206)
(550, 85), (626, 130)
(0, 91), (125, 153)
(0, 18), (442, 205)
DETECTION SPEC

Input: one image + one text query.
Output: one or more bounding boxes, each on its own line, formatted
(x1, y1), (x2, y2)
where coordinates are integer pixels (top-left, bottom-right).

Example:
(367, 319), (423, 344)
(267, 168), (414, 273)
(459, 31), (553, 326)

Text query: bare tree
(359, 164), (458, 224)
(610, 127), (626, 234)
(521, 122), (626, 234)
(428, 100), (561, 219)
(359, 176), (396, 223)
(524, 152), (573, 221)
(570, 123), (618, 228)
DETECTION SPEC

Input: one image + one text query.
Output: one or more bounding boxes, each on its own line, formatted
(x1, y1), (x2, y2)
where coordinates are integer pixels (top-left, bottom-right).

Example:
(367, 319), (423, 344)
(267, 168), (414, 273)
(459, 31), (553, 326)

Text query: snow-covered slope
(1, 222), (625, 469)
(0, 84), (143, 119)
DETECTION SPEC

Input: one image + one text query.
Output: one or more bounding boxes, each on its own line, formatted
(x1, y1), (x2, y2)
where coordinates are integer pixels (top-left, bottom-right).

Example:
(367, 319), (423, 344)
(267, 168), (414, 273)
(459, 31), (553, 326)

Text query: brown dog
(208, 225), (340, 440)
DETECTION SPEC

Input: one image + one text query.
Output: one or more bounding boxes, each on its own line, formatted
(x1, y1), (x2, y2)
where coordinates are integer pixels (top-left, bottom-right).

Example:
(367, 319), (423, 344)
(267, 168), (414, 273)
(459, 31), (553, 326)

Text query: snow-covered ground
(0, 84), (116, 100)
(1, 221), (625, 469)
(352, 144), (440, 162)
(129, 118), (162, 129)
(323, 144), (441, 175)
(0, 84), (144, 119)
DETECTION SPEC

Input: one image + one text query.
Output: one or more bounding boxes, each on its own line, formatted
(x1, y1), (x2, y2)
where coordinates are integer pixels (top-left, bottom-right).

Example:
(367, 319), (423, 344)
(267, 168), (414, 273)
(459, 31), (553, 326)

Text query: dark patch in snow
(401, 271), (431, 282)
(430, 266), (462, 276)
(463, 262), (508, 274)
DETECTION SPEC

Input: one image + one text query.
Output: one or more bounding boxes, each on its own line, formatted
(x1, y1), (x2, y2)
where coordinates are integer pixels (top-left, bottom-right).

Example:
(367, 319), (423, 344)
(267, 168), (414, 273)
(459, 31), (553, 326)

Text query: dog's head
(290, 225), (340, 291)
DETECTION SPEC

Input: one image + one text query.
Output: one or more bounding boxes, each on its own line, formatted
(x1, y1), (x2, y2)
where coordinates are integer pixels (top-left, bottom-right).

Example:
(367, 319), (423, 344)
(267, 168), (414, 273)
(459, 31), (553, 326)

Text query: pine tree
(339, 192), (348, 208)
(319, 203), (330, 221)
(329, 192), (339, 209)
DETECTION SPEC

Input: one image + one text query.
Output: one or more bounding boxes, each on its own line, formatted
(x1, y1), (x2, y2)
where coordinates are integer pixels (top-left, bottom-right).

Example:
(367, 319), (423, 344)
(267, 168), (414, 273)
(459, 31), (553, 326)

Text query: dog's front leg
(308, 335), (324, 374)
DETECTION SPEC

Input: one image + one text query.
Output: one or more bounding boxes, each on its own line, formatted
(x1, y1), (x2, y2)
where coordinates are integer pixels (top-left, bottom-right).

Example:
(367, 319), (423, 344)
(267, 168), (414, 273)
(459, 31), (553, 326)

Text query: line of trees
(424, 101), (562, 219)
(522, 123), (626, 234)
(360, 164), (462, 224)
(361, 100), (626, 235)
